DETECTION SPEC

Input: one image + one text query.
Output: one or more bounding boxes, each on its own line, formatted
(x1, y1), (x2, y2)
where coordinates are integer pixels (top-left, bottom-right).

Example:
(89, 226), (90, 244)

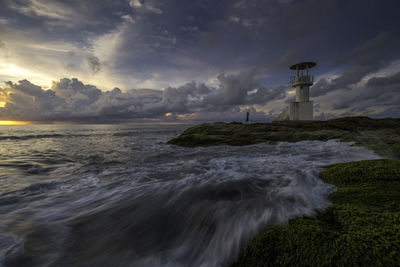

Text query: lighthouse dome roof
(290, 62), (316, 70)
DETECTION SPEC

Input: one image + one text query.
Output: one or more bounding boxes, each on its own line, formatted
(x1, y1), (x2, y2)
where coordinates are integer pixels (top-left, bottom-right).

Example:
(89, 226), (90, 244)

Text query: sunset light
(0, 120), (31, 125)
(0, 62), (33, 77)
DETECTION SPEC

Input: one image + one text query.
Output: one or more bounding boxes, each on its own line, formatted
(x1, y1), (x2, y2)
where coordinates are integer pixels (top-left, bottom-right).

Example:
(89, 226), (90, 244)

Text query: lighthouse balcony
(291, 75), (313, 87)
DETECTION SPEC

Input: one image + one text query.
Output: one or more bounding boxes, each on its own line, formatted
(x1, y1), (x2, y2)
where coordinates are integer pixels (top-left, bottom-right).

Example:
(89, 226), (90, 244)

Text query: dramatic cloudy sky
(0, 0), (399, 123)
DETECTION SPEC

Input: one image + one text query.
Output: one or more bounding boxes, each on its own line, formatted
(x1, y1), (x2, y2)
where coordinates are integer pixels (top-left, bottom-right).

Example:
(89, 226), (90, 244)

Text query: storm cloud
(0, 70), (285, 122)
(311, 33), (400, 98)
(329, 71), (400, 111)
(0, 0), (399, 121)
(86, 55), (102, 74)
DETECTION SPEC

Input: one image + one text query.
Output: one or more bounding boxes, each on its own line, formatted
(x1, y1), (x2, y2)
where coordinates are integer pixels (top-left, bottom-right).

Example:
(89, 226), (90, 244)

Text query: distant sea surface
(0, 124), (380, 266)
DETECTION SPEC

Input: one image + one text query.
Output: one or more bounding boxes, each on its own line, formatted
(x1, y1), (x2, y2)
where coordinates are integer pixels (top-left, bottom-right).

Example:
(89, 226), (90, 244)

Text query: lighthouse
(276, 61), (316, 121)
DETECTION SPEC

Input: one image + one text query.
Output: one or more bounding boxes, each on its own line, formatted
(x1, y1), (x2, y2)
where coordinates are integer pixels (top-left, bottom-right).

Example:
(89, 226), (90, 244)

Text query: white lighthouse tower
(276, 61), (316, 121)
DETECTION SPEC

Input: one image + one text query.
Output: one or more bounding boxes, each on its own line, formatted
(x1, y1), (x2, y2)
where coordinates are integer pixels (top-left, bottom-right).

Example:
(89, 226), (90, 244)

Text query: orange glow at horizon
(0, 121), (31, 125)
(165, 112), (173, 116)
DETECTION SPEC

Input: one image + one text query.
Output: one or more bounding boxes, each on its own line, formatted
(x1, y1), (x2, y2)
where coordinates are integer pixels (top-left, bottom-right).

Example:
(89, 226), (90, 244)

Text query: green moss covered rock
(232, 159), (400, 267)
(168, 117), (400, 265)
(168, 117), (400, 158)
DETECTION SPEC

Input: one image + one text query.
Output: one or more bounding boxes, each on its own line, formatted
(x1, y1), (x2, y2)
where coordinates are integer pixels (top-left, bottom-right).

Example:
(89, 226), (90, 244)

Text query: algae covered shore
(167, 116), (400, 158)
(168, 116), (400, 266)
(232, 159), (400, 266)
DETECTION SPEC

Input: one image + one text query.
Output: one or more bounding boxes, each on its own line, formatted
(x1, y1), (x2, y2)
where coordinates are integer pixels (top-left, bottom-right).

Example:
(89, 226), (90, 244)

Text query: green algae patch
(168, 117), (400, 265)
(168, 117), (400, 158)
(232, 159), (400, 267)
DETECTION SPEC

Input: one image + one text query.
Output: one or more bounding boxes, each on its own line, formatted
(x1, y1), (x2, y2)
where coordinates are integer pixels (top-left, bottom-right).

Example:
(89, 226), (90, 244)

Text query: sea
(0, 124), (381, 267)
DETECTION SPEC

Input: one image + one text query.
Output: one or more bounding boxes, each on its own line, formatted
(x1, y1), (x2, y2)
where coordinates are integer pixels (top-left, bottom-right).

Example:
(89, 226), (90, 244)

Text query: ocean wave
(0, 131), (382, 266)
(0, 232), (24, 266)
(0, 134), (96, 141)
(113, 130), (179, 137)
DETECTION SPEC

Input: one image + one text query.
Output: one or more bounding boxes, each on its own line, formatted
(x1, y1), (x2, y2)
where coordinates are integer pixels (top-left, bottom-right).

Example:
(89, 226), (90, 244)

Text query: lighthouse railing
(291, 75), (313, 85)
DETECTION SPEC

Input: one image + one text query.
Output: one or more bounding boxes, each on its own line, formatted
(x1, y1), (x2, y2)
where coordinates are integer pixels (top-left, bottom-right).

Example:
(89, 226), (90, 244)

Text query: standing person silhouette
(245, 111), (249, 123)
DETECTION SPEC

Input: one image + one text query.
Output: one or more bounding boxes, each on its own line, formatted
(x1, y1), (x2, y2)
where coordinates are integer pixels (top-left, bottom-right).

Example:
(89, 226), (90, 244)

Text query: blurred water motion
(0, 124), (380, 266)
